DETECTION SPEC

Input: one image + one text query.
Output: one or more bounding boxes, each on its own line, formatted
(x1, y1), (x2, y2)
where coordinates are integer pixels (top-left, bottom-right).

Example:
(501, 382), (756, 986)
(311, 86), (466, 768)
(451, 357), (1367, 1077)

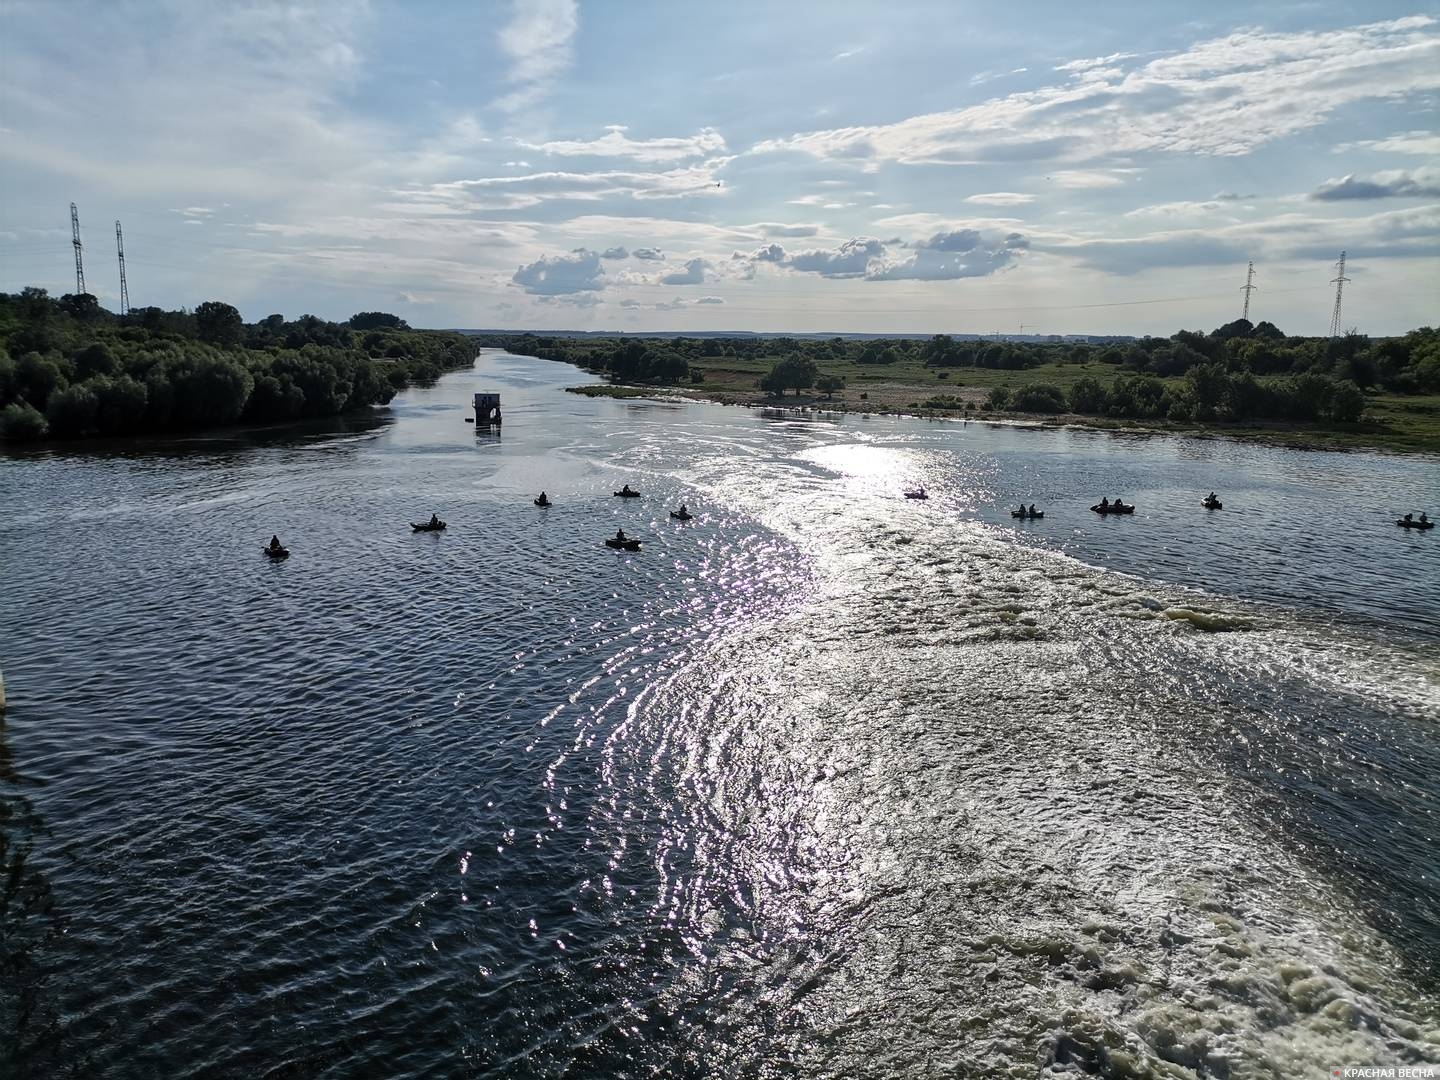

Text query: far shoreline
(562, 380), (1439, 457)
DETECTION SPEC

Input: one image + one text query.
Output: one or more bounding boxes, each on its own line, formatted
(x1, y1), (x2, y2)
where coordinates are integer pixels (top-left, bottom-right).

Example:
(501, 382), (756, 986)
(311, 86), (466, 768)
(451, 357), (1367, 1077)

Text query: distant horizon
(2, 3), (1436, 337)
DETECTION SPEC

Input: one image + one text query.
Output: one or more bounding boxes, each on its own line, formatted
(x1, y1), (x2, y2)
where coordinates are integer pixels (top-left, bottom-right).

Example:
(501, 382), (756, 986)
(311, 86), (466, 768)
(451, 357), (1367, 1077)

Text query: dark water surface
(2, 351), (1437, 1078)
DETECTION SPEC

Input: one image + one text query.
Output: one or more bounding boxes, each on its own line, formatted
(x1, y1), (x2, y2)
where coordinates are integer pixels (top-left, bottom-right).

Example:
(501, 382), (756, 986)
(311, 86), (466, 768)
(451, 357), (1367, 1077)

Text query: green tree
(1067, 376), (1108, 414)
(763, 354), (818, 396)
(194, 301), (244, 346)
(92, 375), (149, 434)
(348, 311), (411, 331)
(816, 374), (845, 399)
(45, 383), (101, 437)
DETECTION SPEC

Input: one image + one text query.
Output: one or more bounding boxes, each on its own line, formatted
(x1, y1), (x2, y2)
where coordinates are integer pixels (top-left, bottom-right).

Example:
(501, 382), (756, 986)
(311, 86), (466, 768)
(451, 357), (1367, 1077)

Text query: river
(2, 349), (1437, 1078)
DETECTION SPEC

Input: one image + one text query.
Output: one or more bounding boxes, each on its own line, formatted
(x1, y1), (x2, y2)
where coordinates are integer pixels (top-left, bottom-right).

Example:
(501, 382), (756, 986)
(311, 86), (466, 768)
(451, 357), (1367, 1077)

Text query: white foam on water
(604, 444), (1440, 1077)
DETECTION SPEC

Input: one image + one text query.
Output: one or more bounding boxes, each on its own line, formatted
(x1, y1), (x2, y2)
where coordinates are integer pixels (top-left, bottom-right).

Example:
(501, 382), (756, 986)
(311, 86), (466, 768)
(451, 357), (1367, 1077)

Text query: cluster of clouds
(512, 227), (1029, 302)
(755, 16), (1440, 167)
(734, 229), (1028, 281)
(1310, 166), (1440, 201)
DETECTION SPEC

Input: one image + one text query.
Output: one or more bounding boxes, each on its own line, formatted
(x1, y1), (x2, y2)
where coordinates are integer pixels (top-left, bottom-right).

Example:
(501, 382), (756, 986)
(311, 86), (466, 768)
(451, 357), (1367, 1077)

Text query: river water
(2, 349), (1437, 1078)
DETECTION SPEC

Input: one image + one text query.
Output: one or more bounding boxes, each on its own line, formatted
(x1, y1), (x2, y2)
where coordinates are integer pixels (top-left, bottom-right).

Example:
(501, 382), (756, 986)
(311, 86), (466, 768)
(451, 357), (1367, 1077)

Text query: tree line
(0, 289), (475, 441)
(484, 319), (1438, 427)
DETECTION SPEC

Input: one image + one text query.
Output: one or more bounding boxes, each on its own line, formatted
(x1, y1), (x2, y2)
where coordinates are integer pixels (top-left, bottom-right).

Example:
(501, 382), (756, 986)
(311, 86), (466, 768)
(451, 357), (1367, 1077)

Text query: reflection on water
(0, 350), (1436, 1077)
(0, 711), (66, 1077)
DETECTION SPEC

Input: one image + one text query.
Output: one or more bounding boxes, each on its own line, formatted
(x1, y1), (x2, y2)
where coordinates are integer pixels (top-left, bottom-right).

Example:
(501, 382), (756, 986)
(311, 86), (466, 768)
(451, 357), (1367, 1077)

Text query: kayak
(605, 537), (642, 550)
(1397, 519), (1435, 529)
(614, 490), (642, 498)
(263, 546), (289, 559)
(670, 510), (693, 520)
(1091, 504), (1135, 515)
(1011, 510), (1044, 519)
(411, 521), (447, 532)
(1203, 499), (1223, 510)
(903, 491), (929, 500)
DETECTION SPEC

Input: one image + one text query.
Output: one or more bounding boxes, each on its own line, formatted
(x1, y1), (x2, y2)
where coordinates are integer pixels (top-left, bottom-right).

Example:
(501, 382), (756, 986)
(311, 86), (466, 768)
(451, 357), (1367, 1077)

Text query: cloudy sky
(1, 1), (1436, 335)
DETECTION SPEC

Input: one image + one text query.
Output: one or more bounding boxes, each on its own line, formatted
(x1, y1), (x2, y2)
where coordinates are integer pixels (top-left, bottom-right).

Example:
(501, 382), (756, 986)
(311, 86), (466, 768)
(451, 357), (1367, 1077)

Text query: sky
(1, 1), (1436, 336)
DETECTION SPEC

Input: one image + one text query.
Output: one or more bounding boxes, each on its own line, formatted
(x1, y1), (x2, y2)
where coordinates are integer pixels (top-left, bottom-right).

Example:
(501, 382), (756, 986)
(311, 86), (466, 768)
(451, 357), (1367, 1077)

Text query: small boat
(903, 490), (929, 500)
(1091, 503), (1135, 515)
(670, 510), (693, 521)
(411, 520), (447, 532)
(1203, 498), (1223, 510)
(1011, 510), (1044, 519)
(605, 537), (642, 550)
(1397, 518), (1434, 530)
(263, 546), (289, 559)
(614, 489), (642, 498)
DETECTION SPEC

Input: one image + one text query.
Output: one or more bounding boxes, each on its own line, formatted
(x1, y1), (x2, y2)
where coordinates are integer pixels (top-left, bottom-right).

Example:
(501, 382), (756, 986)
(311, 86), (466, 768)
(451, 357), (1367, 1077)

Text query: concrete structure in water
(473, 392), (502, 426)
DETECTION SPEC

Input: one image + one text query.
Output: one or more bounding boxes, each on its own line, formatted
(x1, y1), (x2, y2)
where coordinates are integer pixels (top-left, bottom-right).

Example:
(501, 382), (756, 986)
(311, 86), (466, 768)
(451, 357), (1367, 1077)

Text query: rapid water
(2, 350), (1437, 1078)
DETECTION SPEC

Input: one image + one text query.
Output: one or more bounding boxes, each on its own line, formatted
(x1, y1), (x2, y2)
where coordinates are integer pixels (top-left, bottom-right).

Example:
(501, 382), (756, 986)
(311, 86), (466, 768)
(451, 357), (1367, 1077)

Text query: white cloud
(495, 0), (579, 112)
(1055, 51), (1138, 73)
(1310, 167), (1440, 200)
(868, 231), (1028, 281)
(695, 296), (725, 304)
(1047, 170), (1133, 189)
(749, 222), (821, 237)
(511, 248), (604, 295)
(632, 247), (666, 260)
(754, 17), (1440, 167)
(1334, 131), (1440, 156)
(519, 125), (726, 162)
(601, 246), (629, 259)
(423, 159), (731, 209)
(964, 192), (1035, 206)
(1124, 200), (1228, 218)
(658, 257), (711, 285)
(654, 298), (688, 310)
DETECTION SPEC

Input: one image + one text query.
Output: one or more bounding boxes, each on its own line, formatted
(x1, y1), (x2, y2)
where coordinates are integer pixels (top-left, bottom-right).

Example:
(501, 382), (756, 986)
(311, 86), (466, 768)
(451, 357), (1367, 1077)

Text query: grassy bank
(567, 358), (1440, 454)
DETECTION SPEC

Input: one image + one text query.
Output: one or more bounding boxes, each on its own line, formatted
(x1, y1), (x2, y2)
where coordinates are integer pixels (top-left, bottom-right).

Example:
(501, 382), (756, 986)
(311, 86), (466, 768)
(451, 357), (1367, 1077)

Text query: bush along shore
(0, 291), (476, 442)
(477, 320), (1440, 454)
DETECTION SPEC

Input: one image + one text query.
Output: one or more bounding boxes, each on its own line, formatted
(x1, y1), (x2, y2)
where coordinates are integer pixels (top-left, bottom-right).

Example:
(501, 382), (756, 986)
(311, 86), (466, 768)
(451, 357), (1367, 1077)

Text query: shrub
(1010, 383), (1067, 413)
(0, 401), (48, 440)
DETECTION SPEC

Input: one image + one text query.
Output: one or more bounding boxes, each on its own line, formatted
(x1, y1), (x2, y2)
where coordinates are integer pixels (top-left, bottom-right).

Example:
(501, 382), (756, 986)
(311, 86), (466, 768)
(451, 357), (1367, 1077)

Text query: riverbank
(566, 376), (1440, 455)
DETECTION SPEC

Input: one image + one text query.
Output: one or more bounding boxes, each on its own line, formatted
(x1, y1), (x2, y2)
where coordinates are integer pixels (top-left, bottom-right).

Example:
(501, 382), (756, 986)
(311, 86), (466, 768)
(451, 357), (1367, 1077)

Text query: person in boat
(1207, 492), (1216, 502)
(1098, 497), (1110, 510)
(428, 513), (441, 527)
(1028, 504), (1037, 516)
(537, 491), (549, 505)
(620, 484), (635, 495)
(679, 504), (688, 515)
(614, 528), (628, 541)
(268, 534), (283, 551)
(1018, 503), (1026, 515)
(1403, 513), (1413, 523)
(1422, 513), (1431, 524)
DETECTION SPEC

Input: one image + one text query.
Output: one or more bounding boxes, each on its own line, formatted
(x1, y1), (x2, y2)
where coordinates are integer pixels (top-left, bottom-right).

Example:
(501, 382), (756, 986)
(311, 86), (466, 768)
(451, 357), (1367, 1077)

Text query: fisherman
(1028, 504), (1037, 516)
(428, 513), (441, 527)
(1404, 513), (1414, 523)
(537, 491), (549, 505)
(1099, 497), (1110, 510)
(268, 534), (283, 551)
(621, 484), (634, 495)
(679, 504), (688, 515)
